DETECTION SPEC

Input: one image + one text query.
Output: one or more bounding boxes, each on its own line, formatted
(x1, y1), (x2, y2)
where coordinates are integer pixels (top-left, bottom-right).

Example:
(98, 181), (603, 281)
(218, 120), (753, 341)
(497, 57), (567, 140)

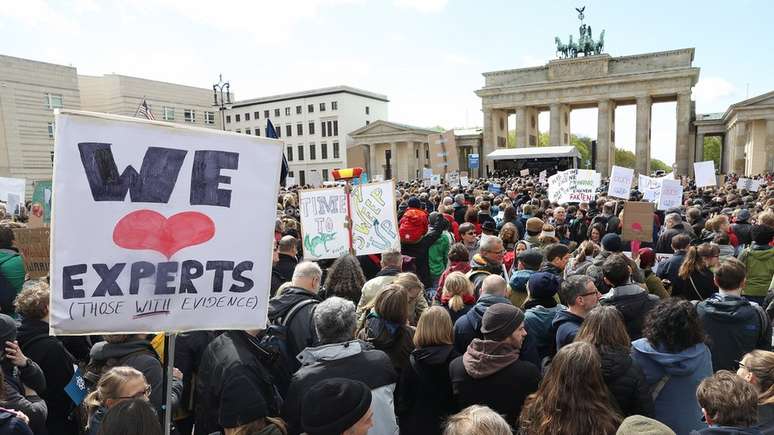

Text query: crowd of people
(0, 170), (774, 434)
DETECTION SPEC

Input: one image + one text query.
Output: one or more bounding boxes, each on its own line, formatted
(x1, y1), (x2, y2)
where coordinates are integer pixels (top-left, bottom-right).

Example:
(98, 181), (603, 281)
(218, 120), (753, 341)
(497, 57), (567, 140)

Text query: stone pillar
(675, 92), (691, 176)
(515, 107), (528, 147)
(768, 121), (774, 172)
(733, 121), (747, 175)
(417, 141), (426, 172)
(482, 108), (495, 173)
(695, 133), (705, 163)
(368, 143), (377, 177)
(549, 103), (572, 145)
(596, 100), (615, 177)
(635, 96), (652, 176)
(390, 142), (398, 180)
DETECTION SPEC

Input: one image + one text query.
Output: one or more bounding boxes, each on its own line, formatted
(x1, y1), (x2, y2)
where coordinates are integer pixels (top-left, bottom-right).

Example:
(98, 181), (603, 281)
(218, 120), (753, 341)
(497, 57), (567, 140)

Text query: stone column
(767, 121), (774, 172)
(596, 100), (615, 177)
(390, 142), (398, 180)
(695, 134), (705, 163)
(733, 121), (747, 175)
(417, 141), (425, 172)
(368, 143), (377, 177)
(514, 107), (528, 147)
(635, 96), (652, 176)
(675, 92), (691, 176)
(550, 103), (572, 145)
(482, 108), (495, 173)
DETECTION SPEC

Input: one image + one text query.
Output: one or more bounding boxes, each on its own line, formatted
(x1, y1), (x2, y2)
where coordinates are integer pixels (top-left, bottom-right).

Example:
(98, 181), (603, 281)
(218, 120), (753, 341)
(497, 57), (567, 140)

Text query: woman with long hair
(321, 254), (366, 305)
(497, 205), (519, 233)
(499, 222), (519, 252)
(438, 272), (475, 324)
(677, 243), (720, 300)
(464, 207), (481, 235)
(564, 240), (598, 278)
(85, 367), (150, 435)
(393, 272), (429, 326)
(737, 350), (774, 430)
(631, 298), (712, 434)
(357, 284), (415, 373)
(574, 306), (654, 417)
(397, 307), (459, 435)
(587, 223), (605, 245)
(436, 244), (472, 303)
(518, 341), (622, 435)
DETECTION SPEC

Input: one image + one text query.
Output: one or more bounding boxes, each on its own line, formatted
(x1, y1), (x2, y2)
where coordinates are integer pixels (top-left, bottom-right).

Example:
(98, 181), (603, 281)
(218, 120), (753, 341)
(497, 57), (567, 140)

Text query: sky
(2, 0), (772, 165)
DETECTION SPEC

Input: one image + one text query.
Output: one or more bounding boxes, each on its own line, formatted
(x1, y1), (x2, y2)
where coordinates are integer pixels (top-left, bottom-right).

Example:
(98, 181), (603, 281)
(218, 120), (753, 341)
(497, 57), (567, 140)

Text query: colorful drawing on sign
(351, 180), (399, 256)
(299, 187), (349, 260)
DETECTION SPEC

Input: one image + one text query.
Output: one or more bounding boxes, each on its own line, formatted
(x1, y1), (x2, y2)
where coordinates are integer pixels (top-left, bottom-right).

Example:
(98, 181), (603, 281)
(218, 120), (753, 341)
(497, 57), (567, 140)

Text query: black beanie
(302, 378), (372, 435)
(218, 374), (269, 429)
(0, 314), (17, 346)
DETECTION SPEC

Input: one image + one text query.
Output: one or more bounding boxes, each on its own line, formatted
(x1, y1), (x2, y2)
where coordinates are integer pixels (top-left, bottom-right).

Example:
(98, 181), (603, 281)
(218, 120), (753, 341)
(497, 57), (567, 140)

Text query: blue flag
(64, 366), (87, 406)
(266, 119), (289, 187)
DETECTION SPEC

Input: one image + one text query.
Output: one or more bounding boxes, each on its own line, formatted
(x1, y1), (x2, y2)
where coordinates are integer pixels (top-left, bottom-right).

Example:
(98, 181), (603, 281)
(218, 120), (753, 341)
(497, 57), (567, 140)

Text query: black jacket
(194, 331), (278, 435)
(599, 284), (659, 340)
(453, 203), (467, 225)
(1, 360), (47, 435)
(758, 403), (774, 434)
(17, 319), (78, 435)
(684, 268), (719, 300)
(173, 331), (216, 419)
(690, 427), (763, 434)
(89, 339), (165, 411)
(697, 294), (772, 372)
(273, 253), (298, 283)
(734, 222), (754, 246)
(598, 346), (654, 418)
(267, 286), (321, 368)
(656, 223), (695, 253)
(657, 249), (688, 296)
(397, 345), (459, 435)
(357, 316), (415, 373)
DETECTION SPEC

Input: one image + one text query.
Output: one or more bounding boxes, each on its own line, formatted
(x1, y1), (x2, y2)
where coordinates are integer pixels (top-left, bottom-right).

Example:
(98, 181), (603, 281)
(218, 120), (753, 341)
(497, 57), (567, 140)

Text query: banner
(13, 228), (50, 279)
(539, 170), (547, 184)
(351, 180), (399, 256)
(656, 178), (683, 211)
(422, 167), (433, 179)
(460, 172), (470, 187)
(468, 154), (479, 169)
(520, 169), (530, 177)
(0, 177), (26, 216)
(694, 161), (716, 187)
(608, 166), (634, 199)
(51, 111), (282, 334)
(299, 188), (349, 260)
(446, 171), (459, 186)
(621, 202), (654, 242)
(548, 169), (599, 203)
(737, 178), (761, 192)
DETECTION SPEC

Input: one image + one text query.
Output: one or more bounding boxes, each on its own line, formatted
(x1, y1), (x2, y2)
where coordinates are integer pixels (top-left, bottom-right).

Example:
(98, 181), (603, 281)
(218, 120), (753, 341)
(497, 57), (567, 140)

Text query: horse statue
(594, 29), (605, 55)
(554, 36), (569, 58)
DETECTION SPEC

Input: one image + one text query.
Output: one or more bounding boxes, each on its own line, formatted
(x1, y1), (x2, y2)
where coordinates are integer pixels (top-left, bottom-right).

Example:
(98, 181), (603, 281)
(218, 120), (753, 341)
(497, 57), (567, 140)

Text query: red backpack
(399, 208), (429, 243)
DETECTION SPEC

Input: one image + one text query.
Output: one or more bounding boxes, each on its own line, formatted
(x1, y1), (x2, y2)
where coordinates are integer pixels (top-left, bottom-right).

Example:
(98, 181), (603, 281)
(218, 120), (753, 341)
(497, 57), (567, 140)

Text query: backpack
(83, 347), (159, 390)
(267, 299), (319, 374)
(0, 255), (20, 316)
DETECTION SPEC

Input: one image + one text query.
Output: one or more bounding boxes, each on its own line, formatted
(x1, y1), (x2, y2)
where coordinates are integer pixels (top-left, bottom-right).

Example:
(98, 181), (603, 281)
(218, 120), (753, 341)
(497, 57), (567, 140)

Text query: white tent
(487, 146), (581, 161)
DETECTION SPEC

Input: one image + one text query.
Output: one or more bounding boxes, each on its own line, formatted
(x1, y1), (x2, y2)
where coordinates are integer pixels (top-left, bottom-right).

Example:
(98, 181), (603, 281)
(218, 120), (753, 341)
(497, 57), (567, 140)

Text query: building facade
(225, 86), (388, 186)
(0, 55), (81, 191)
(79, 74), (220, 129)
(426, 128), (483, 179)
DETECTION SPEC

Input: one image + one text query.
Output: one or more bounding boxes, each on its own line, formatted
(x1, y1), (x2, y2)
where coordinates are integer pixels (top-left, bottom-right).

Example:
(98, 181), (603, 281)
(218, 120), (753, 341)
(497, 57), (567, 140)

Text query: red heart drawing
(113, 210), (215, 259)
(631, 222), (643, 233)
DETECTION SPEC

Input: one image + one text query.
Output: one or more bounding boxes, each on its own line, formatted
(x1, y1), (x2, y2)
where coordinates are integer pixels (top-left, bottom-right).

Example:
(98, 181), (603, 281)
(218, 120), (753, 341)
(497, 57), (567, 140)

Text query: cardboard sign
(351, 180), (399, 256)
(13, 228), (50, 279)
(299, 188), (349, 260)
(0, 177), (26, 216)
(737, 178), (761, 192)
(520, 169), (530, 177)
(621, 202), (654, 242)
(29, 180), (52, 228)
(307, 170), (323, 187)
(539, 170), (547, 184)
(51, 111), (283, 334)
(548, 169), (599, 203)
(694, 161), (716, 187)
(657, 178), (683, 211)
(608, 166), (634, 199)
(446, 171), (459, 185)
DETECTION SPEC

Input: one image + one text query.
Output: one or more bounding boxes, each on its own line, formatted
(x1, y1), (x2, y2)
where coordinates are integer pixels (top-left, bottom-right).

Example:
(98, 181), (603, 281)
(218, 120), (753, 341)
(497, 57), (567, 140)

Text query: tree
(703, 136), (722, 169)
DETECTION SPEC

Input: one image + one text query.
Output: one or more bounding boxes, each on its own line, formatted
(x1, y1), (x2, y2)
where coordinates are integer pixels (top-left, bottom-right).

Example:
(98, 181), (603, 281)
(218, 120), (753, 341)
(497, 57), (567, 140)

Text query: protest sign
(737, 177), (761, 192)
(446, 171), (459, 186)
(51, 111), (283, 334)
(639, 175), (663, 202)
(657, 178), (683, 211)
(351, 180), (399, 256)
(549, 169), (599, 203)
(694, 161), (716, 187)
(520, 169), (530, 177)
(306, 170), (323, 187)
(13, 228), (50, 279)
(468, 154), (479, 169)
(286, 176), (296, 187)
(422, 167), (433, 179)
(539, 170), (547, 184)
(608, 166), (634, 199)
(430, 175), (441, 186)
(460, 172), (470, 187)
(621, 202), (654, 242)
(488, 183), (503, 194)
(29, 180), (52, 228)
(0, 177), (26, 215)
(622, 251), (673, 274)
(298, 188), (349, 260)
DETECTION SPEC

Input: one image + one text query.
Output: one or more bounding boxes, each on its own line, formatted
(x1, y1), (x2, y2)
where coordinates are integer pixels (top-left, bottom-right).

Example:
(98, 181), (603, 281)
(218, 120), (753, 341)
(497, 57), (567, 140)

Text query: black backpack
(83, 347), (159, 390)
(0, 254), (21, 316)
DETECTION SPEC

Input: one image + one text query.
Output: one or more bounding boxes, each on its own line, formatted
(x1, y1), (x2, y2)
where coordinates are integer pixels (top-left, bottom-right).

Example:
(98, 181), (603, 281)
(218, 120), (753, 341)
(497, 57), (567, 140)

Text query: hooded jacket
(357, 314), (415, 372)
(740, 245), (774, 297)
(657, 249), (688, 297)
(453, 294), (511, 354)
(508, 269), (537, 308)
(89, 339), (164, 411)
(587, 251), (645, 294)
(267, 286), (321, 367)
(631, 339), (713, 435)
(697, 293), (771, 371)
(551, 309), (584, 353)
(0, 248), (25, 316)
(397, 345), (459, 435)
(468, 254), (506, 296)
(524, 304), (565, 361)
(428, 214), (452, 278)
(598, 346), (654, 418)
(285, 340), (399, 435)
(1, 360), (46, 435)
(600, 283), (659, 340)
(358, 267), (401, 315)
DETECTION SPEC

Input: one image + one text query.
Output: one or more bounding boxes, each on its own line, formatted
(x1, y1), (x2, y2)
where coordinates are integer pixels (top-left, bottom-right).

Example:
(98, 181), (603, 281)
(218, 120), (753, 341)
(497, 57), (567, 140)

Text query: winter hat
(0, 314), (17, 345)
(601, 233), (622, 253)
(528, 272), (560, 300)
(481, 220), (497, 234)
(752, 224), (774, 245)
(407, 197), (421, 209)
(615, 415), (675, 435)
(736, 208), (751, 223)
(480, 303), (524, 341)
(218, 374), (269, 428)
(526, 217), (544, 234)
(517, 249), (544, 270)
(637, 248), (656, 269)
(301, 378), (372, 435)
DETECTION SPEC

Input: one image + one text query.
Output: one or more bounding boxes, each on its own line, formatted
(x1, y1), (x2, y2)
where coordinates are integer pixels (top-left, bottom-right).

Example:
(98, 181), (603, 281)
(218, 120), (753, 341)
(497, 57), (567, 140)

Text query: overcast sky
(2, 0), (771, 165)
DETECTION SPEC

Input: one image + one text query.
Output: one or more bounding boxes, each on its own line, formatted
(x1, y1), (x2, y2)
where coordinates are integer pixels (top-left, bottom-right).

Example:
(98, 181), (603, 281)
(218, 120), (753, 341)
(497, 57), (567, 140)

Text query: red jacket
(399, 208), (429, 243)
(435, 260), (473, 304)
(443, 213), (461, 242)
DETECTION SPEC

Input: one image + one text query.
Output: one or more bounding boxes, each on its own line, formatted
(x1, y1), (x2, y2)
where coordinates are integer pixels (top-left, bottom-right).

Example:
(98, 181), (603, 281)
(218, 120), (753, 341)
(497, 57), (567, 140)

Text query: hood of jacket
(412, 344), (456, 366)
(599, 346), (634, 382)
(471, 254), (502, 273)
(748, 245), (774, 259)
(525, 304), (564, 321)
(375, 266), (401, 278)
(296, 340), (373, 366)
(632, 339), (708, 377)
(465, 294), (511, 330)
(16, 318), (49, 344)
(462, 339), (520, 379)
(362, 314), (404, 349)
(90, 339), (158, 361)
(602, 283), (648, 300)
(551, 309), (584, 330)
(447, 261), (472, 275)
(700, 294), (758, 324)
(267, 286), (319, 321)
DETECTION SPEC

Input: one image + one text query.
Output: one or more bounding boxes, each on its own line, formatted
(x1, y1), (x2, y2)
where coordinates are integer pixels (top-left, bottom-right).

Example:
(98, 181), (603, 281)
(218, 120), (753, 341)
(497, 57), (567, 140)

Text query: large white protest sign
(460, 173), (470, 187)
(657, 178), (683, 211)
(548, 169), (599, 203)
(446, 171), (459, 185)
(306, 170), (323, 187)
(608, 166), (634, 199)
(539, 170), (547, 184)
(51, 111), (282, 334)
(422, 167), (433, 179)
(520, 169), (530, 177)
(299, 188), (349, 260)
(0, 177), (26, 214)
(639, 175), (664, 202)
(737, 178), (762, 192)
(351, 180), (400, 256)
(694, 161), (716, 187)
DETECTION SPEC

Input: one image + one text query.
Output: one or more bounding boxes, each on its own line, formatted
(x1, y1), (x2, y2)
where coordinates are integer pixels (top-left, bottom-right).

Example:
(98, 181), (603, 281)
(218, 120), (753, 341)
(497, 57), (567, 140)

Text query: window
(204, 111), (215, 125)
(322, 169), (329, 180)
(308, 122), (315, 135)
(285, 107), (291, 116)
(245, 113), (250, 121)
(321, 142), (327, 159)
(299, 170), (305, 186)
(327, 121), (333, 137)
(47, 122), (55, 139)
(331, 101), (338, 110)
(255, 128), (260, 136)
(333, 120), (338, 136)
(184, 109), (196, 123)
(296, 105), (302, 114)
(264, 110), (270, 118)
(276, 125), (281, 137)
(308, 104), (314, 113)
(45, 93), (63, 109)
(297, 123), (303, 136)
(286, 125), (292, 137)
(333, 142), (340, 159)
(310, 144), (316, 160)
(365, 106), (370, 115)
(274, 108), (280, 117)
(288, 171), (294, 178)
(321, 122), (326, 137)
(425, 148), (429, 159)
(298, 145), (304, 161)
(320, 102), (326, 112)
(245, 128), (251, 135)
(287, 146), (293, 161)
(235, 114), (241, 122)
(235, 129), (241, 133)
(164, 107), (176, 121)
(415, 149), (419, 159)
(254, 111), (260, 119)
(225, 114), (231, 123)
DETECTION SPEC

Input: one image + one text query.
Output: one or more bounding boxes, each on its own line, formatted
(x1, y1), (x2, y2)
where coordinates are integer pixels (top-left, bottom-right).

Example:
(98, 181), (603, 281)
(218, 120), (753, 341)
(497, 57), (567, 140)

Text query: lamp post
(212, 74), (231, 131)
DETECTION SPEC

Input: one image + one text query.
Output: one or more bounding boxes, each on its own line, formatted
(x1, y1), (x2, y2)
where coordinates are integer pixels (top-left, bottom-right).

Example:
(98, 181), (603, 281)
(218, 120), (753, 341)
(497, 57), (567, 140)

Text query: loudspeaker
(591, 140), (597, 170)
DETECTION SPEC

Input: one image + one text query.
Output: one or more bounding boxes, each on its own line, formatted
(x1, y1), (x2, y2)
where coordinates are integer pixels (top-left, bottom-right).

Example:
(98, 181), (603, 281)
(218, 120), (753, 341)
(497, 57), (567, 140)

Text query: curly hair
(14, 280), (50, 320)
(323, 255), (366, 304)
(642, 298), (705, 353)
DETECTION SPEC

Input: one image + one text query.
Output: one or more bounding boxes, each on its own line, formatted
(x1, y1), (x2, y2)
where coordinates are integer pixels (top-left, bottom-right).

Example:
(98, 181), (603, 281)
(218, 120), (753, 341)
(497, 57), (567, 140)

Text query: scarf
(462, 338), (521, 379)
(441, 292), (476, 306)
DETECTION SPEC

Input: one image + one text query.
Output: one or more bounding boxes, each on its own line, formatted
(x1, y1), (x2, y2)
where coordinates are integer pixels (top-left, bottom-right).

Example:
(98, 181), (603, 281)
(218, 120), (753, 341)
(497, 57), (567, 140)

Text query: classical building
(349, 120), (436, 181)
(0, 55), (81, 191)
(695, 91), (774, 175)
(226, 86), (387, 185)
(79, 74), (220, 129)
(425, 128), (483, 178)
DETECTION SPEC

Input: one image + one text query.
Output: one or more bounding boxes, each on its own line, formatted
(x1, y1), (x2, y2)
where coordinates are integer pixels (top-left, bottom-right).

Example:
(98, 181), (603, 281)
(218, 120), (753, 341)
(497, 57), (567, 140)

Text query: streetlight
(212, 74), (231, 131)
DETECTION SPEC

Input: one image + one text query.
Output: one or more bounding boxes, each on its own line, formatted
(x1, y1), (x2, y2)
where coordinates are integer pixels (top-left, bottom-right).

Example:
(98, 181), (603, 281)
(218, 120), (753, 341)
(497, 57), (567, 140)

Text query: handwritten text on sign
(351, 180), (399, 256)
(299, 188), (349, 260)
(51, 112), (282, 334)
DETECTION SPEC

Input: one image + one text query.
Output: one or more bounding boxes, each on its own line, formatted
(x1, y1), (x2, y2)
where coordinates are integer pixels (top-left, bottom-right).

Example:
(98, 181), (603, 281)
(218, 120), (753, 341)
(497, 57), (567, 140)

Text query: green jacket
(0, 249), (25, 291)
(740, 245), (774, 297)
(428, 232), (452, 278)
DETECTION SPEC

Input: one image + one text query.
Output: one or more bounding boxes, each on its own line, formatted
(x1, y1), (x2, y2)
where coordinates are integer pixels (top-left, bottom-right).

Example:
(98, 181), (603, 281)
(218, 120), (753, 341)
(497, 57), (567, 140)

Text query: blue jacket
(631, 339), (713, 435)
(524, 304), (565, 361)
(453, 294), (511, 354)
(551, 309), (584, 354)
(657, 249), (688, 298)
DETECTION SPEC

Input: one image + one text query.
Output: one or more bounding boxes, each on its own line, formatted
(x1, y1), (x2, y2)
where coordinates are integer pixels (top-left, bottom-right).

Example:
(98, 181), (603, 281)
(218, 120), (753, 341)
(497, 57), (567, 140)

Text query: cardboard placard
(13, 227), (50, 279)
(608, 166), (634, 199)
(299, 188), (349, 260)
(351, 180), (400, 255)
(657, 179), (683, 211)
(520, 169), (530, 177)
(694, 161), (716, 187)
(29, 180), (52, 228)
(621, 202), (654, 242)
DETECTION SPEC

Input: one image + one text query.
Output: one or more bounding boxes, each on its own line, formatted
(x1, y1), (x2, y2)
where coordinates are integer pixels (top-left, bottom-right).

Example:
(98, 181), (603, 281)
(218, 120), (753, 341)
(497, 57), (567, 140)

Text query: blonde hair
(414, 306), (453, 348)
(442, 272), (472, 312)
(742, 350), (774, 405)
(85, 366), (145, 419)
(443, 405), (512, 435)
(393, 273), (424, 295)
(14, 280), (50, 320)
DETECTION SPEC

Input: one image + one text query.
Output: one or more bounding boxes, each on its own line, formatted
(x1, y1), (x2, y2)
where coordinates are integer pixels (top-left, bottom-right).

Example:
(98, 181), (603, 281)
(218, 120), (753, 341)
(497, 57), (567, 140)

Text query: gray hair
(666, 213), (682, 225)
(313, 296), (356, 344)
(443, 405), (511, 435)
(479, 235), (503, 253)
(560, 275), (594, 307)
(454, 193), (465, 204)
(443, 197), (454, 206)
(292, 261), (322, 280)
(381, 249), (403, 267)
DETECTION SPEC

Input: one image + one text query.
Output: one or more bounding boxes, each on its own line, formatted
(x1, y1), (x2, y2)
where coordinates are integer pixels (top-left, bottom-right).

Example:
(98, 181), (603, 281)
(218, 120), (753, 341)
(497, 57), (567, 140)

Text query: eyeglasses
(579, 290), (599, 298)
(737, 360), (748, 370)
(118, 384), (151, 400)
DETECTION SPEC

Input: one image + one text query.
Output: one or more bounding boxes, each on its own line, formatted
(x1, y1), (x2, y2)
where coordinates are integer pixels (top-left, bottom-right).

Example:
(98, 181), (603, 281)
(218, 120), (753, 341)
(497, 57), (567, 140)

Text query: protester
(524, 217), (544, 248)
(739, 224), (774, 305)
(552, 275), (601, 353)
(428, 212), (454, 294)
(518, 341), (622, 435)
(392, 273), (429, 326)
(615, 415), (675, 435)
(274, 235), (299, 283)
(0, 227), (25, 317)
(301, 379), (372, 435)
(737, 350), (774, 431)
(399, 197), (429, 243)
(565, 240), (598, 277)
(453, 275), (511, 354)
(508, 249), (544, 308)
(468, 236), (507, 295)
(523, 272), (564, 362)
(656, 234), (691, 298)
(86, 367), (149, 435)
(694, 370), (760, 434)
(438, 272), (476, 324)
(357, 284), (416, 373)
(733, 209), (754, 247)
(600, 254), (659, 340)
(637, 248), (670, 299)
(459, 223), (479, 260)
(656, 213), (695, 253)
(436, 243), (472, 297)
(588, 222), (605, 244)
(0, 370), (32, 435)
(442, 405), (511, 435)
(540, 243), (571, 278)
(587, 233), (644, 294)
(678, 243), (720, 300)
(320, 254), (366, 305)
(97, 399), (163, 435)
(357, 249), (403, 315)
(452, 194), (467, 225)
